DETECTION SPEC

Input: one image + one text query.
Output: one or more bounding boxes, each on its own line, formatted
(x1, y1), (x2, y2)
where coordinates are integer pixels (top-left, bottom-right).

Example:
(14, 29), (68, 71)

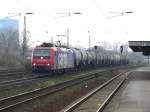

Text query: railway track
(0, 68), (24, 74)
(0, 69), (120, 112)
(0, 72), (34, 83)
(0, 67), (121, 100)
(0, 73), (57, 99)
(0, 68), (109, 89)
(0, 76), (38, 88)
(0, 68), (32, 82)
(61, 71), (131, 112)
(0, 71), (27, 77)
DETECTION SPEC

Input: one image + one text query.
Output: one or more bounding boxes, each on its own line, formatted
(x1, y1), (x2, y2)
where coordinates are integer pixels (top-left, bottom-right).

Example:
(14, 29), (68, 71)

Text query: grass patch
(38, 80), (58, 88)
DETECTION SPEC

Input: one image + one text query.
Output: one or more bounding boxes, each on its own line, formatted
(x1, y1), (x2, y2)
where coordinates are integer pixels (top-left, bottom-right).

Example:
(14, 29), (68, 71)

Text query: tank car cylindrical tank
(71, 48), (82, 68)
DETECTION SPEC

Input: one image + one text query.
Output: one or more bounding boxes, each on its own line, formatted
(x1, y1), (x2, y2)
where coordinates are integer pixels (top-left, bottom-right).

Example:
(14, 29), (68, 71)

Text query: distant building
(0, 18), (19, 30)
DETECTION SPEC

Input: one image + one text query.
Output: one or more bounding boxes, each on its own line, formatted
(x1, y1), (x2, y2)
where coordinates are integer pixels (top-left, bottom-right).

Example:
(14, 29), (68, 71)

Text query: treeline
(0, 28), (23, 67)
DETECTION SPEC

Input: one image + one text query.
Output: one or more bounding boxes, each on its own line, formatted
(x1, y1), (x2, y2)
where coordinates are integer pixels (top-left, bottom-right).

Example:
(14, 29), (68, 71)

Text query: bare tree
(0, 27), (21, 67)
(111, 42), (120, 52)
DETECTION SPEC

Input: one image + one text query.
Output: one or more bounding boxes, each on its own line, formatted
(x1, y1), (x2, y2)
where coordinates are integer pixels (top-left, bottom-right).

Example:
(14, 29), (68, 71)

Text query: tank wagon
(31, 45), (128, 73)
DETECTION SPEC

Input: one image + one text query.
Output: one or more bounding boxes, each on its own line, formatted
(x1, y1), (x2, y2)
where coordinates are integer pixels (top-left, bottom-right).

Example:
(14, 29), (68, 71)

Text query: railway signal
(120, 46), (123, 54)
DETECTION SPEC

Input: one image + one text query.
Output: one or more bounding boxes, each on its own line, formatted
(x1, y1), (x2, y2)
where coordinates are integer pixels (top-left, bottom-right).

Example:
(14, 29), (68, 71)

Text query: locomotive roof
(34, 46), (72, 52)
(34, 47), (51, 49)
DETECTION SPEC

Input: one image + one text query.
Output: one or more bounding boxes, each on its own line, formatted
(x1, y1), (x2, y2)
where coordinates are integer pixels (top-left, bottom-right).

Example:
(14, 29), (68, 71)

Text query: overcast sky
(0, 0), (150, 48)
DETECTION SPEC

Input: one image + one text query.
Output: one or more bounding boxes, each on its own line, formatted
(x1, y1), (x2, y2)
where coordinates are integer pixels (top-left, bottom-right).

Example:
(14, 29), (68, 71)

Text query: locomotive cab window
(33, 49), (50, 58)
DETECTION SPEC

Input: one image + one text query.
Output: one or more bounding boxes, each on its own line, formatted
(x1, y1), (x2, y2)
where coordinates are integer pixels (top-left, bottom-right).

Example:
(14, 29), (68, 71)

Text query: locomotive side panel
(55, 48), (74, 70)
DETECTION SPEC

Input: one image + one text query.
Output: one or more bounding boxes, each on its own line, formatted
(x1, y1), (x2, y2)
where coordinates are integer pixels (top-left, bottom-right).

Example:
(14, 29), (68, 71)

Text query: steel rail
(0, 66), (134, 111)
(0, 70), (105, 111)
(0, 76), (38, 87)
(0, 71), (28, 77)
(96, 71), (130, 112)
(61, 72), (128, 112)
(96, 77), (126, 112)
(0, 69), (24, 73)
(0, 69), (102, 88)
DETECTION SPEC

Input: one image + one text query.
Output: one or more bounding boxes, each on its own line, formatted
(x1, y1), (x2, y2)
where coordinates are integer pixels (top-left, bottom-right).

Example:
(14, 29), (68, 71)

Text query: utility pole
(46, 31), (54, 46)
(55, 12), (82, 48)
(67, 28), (69, 47)
(57, 34), (66, 46)
(22, 13), (34, 59)
(8, 12), (33, 59)
(88, 31), (91, 50)
(22, 15), (27, 58)
(51, 36), (54, 45)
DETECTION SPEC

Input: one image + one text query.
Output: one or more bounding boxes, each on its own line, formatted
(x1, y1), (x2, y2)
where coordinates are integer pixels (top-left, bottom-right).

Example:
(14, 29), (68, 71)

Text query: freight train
(31, 43), (128, 73)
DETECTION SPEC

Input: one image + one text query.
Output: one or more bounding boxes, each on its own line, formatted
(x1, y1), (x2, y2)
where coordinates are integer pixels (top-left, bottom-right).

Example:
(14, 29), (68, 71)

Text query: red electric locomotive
(32, 47), (55, 72)
(31, 46), (74, 72)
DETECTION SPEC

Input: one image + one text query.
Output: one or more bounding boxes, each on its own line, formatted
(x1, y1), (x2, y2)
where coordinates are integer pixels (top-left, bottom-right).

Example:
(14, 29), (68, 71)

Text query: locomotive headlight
(47, 64), (50, 66)
(33, 63), (36, 66)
